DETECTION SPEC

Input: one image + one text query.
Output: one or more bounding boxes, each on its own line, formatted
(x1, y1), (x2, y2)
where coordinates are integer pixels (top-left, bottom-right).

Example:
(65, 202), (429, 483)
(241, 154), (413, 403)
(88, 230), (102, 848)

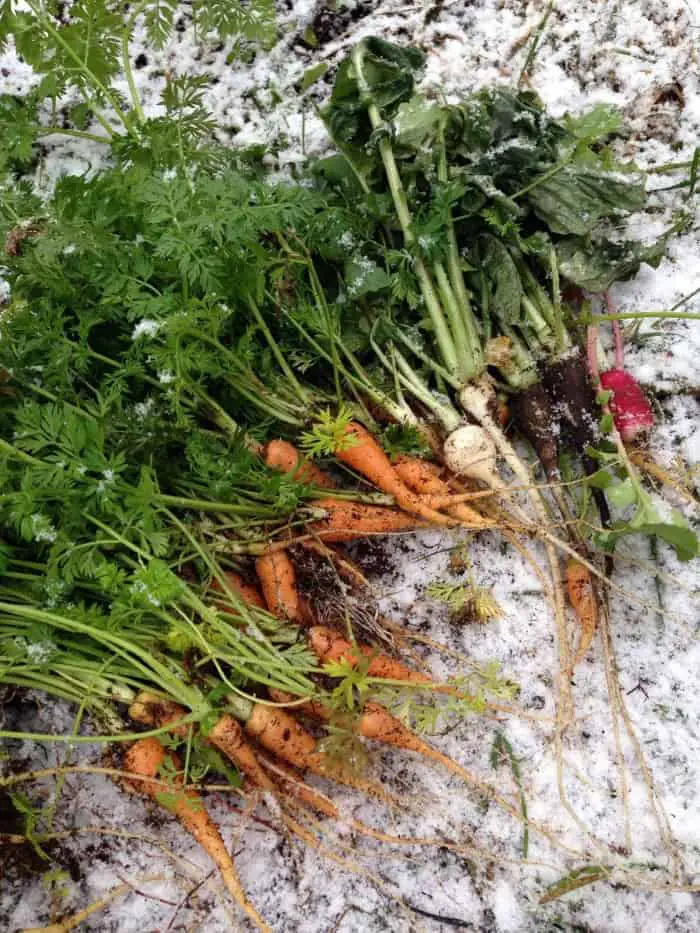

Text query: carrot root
(308, 625), (431, 685)
(394, 455), (493, 528)
(211, 570), (266, 610)
(123, 737), (270, 932)
(255, 549), (301, 622)
(566, 559), (598, 666)
(309, 498), (430, 542)
(336, 422), (456, 526)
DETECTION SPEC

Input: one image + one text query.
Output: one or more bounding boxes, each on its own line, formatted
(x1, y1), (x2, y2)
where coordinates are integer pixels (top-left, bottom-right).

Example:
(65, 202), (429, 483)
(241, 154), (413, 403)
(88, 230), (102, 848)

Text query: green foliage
(586, 448), (698, 561)
(539, 865), (608, 904)
(300, 407), (359, 458)
(0, 0), (276, 172)
(491, 730), (528, 856)
(382, 424), (432, 459)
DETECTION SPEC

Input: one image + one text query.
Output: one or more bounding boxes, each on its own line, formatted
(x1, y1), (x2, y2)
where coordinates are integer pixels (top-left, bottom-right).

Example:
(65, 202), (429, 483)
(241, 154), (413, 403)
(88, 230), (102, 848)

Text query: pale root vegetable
(123, 737), (270, 932)
(443, 424), (500, 486)
(255, 550), (301, 622)
(566, 559), (598, 666)
(307, 625), (431, 685)
(335, 421), (455, 525)
(393, 454), (492, 528)
(264, 439), (336, 488)
(211, 571), (266, 610)
(309, 498), (431, 542)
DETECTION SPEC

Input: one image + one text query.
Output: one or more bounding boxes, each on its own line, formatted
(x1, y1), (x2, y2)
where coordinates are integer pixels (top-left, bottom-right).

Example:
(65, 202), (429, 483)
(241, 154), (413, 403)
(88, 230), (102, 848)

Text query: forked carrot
(264, 438), (336, 488)
(393, 454), (492, 528)
(123, 737), (270, 932)
(335, 421), (456, 525)
(307, 625), (431, 685)
(255, 550), (301, 622)
(566, 559), (598, 666)
(309, 498), (429, 542)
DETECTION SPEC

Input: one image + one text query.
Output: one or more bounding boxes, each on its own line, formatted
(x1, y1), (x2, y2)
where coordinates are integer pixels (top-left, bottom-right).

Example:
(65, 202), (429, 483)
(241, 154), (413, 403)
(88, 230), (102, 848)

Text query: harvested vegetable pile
(1, 2), (699, 931)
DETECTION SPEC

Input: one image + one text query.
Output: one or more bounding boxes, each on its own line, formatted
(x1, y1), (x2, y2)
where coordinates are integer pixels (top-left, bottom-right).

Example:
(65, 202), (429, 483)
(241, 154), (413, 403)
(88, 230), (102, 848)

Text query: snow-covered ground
(1, 2), (699, 931)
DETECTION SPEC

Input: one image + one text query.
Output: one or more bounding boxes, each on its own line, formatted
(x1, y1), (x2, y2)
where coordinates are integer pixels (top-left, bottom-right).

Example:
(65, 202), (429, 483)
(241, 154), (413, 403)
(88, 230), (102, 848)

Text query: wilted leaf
(555, 234), (667, 292)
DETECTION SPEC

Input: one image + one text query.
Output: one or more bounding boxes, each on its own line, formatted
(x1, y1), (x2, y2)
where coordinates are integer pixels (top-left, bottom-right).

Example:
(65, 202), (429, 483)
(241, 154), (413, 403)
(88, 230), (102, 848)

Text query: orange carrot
(123, 737), (270, 932)
(307, 625), (431, 685)
(392, 455), (445, 495)
(335, 422), (455, 525)
(208, 714), (277, 792)
(241, 701), (396, 801)
(255, 550), (301, 622)
(211, 571), (266, 611)
(309, 498), (429, 542)
(394, 454), (492, 529)
(244, 703), (319, 770)
(566, 559), (598, 665)
(264, 439), (335, 488)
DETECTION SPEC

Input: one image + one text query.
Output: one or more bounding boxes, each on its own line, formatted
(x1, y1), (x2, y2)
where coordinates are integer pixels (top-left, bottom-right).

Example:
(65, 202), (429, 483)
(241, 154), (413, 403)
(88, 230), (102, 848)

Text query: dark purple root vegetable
(543, 350), (598, 449)
(510, 381), (560, 479)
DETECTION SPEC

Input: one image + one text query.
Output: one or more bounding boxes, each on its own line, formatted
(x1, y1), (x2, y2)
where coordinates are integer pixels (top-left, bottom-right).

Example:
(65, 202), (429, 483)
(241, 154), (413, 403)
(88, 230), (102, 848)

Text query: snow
(1, 1), (699, 932)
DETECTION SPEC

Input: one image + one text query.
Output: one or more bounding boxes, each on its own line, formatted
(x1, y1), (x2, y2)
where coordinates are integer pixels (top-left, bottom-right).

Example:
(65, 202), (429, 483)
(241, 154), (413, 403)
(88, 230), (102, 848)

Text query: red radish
(598, 294), (655, 444)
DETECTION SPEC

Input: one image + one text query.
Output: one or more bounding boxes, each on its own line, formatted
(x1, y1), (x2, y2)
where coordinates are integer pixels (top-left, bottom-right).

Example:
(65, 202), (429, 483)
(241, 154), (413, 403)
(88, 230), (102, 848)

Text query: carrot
(258, 753), (341, 820)
(264, 438), (336, 488)
(307, 625), (431, 685)
(255, 550), (301, 622)
(392, 454), (444, 494)
(207, 714), (281, 791)
(393, 454), (492, 528)
(244, 702), (319, 769)
(265, 698), (573, 852)
(335, 421), (455, 525)
(268, 693), (527, 820)
(241, 700), (397, 802)
(629, 447), (699, 507)
(309, 498), (430, 542)
(566, 559), (598, 666)
(123, 737), (270, 932)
